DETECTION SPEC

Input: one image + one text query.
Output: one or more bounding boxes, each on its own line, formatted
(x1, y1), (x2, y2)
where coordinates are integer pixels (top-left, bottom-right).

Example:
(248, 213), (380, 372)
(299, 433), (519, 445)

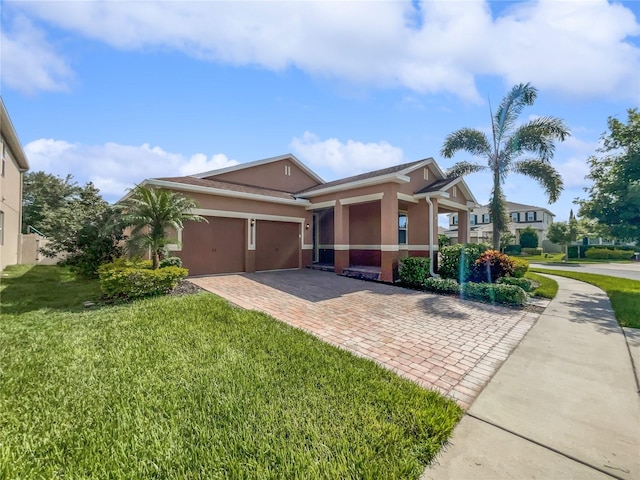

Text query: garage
(178, 216), (245, 276)
(255, 220), (300, 271)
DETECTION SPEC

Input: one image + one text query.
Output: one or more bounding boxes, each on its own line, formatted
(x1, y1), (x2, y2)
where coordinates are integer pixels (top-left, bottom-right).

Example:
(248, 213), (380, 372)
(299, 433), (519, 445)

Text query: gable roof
(192, 153), (324, 184)
(505, 201), (555, 215)
(297, 158), (437, 197)
(0, 98), (29, 171)
(414, 176), (479, 206)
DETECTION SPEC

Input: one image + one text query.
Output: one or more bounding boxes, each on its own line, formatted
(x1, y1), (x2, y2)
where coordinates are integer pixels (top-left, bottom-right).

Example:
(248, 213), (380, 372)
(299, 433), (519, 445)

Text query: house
(0, 99), (30, 271)
(444, 201), (555, 245)
(133, 154), (478, 282)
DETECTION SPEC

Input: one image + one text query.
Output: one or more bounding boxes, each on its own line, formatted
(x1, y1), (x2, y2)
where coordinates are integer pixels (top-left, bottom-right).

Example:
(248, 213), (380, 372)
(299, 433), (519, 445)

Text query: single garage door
(255, 220), (300, 271)
(178, 216), (245, 275)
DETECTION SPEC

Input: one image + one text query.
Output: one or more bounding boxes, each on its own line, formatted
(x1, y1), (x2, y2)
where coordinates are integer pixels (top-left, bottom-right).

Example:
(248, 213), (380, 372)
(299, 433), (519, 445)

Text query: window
(423, 168), (429, 180)
(0, 210), (4, 245)
(398, 213), (408, 244)
(511, 212), (519, 222)
(482, 213), (490, 224)
(452, 214), (458, 226)
(527, 211), (536, 222)
(470, 215), (476, 226)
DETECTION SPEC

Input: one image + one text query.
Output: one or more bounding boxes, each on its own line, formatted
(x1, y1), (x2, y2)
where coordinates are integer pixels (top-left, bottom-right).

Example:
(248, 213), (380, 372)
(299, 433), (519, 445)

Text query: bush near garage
(423, 277), (461, 294)
(470, 250), (515, 283)
(98, 259), (188, 299)
(398, 256), (431, 288)
(160, 256), (183, 268)
(438, 243), (489, 282)
(461, 282), (528, 306)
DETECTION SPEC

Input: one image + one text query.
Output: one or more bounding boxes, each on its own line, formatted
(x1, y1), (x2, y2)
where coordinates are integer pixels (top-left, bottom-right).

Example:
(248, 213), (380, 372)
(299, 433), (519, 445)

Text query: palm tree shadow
(546, 291), (621, 334)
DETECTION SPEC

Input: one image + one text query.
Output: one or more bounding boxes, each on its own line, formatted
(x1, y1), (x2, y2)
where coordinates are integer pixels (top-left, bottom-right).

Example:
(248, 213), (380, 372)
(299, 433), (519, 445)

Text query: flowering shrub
(399, 256), (431, 287)
(438, 243), (489, 282)
(510, 257), (530, 278)
(471, 250), (515, 283)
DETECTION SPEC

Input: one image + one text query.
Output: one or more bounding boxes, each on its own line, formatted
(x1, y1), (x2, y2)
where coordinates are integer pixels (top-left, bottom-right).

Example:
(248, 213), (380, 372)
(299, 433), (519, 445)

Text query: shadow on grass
(0, 265), (102, 315)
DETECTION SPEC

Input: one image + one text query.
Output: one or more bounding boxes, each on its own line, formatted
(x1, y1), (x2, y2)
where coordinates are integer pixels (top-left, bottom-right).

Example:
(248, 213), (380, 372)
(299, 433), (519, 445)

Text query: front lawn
(530, 267), (640, 329)
(524, 272), (558, 299)
(0, 266), (462, 479)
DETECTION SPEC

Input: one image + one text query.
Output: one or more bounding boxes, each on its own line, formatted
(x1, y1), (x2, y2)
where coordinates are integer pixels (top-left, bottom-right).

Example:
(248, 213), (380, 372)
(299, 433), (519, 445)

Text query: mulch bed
(170, 279), (206, 296)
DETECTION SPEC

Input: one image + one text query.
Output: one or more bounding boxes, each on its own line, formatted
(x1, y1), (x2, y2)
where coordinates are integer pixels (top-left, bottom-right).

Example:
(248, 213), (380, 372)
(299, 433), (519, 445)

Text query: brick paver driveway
(191, 269), (539, 409)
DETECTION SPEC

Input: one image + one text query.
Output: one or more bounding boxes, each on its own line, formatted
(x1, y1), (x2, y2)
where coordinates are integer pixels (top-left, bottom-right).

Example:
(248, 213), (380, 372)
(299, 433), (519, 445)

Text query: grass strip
(1, 266), (462, 479)
(524, 272), (558, 299)
(530, 267), (640, 329)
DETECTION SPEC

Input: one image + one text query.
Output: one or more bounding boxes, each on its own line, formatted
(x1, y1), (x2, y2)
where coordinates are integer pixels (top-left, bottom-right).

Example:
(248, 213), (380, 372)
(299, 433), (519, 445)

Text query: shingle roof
(156, 176), (297, 200)
(414, 178), (455, 195)
(296, 159), (426, 195)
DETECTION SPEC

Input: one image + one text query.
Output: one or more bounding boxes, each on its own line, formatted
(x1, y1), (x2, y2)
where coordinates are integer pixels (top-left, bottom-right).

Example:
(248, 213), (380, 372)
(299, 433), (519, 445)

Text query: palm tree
(122, 186), (206, 269)
(441, 83), (570, 249)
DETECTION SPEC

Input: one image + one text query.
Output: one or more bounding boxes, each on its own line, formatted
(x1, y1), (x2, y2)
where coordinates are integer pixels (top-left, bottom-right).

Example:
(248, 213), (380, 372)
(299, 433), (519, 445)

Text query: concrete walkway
(424, 275), (640, 480)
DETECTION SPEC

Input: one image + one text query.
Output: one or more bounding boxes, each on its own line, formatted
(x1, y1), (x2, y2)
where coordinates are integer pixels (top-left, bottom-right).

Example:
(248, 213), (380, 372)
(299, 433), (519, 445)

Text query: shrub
(98, 262), (188, 299)
(504, 244), (521, 255)
(510, 257), (530, 278)
(521, 247), (543, 256)
(423, 277), (461, 294)
(498, 276), (536, 292)
(470, 250), (515, 283)
(584, 248), (634, 260)
(461, 282), (528, 306)
(541, 240), (562, 254)
(519, 227), (539, 248)
(160, 256), (183, 268)
(439, 243), (489, 282)
(399, 256), (431, 287)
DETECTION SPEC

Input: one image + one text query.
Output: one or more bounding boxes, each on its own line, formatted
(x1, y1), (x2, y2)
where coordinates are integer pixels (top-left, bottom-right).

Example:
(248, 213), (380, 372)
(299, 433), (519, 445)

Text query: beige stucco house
(0, 99), (30, 271)
(137, 154), (478, 282)
(445, 201), (555, 244)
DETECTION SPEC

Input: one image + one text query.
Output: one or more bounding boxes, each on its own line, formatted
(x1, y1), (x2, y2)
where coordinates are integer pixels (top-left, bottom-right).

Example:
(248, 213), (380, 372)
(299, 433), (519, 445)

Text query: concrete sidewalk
(424, 275), (640, 480)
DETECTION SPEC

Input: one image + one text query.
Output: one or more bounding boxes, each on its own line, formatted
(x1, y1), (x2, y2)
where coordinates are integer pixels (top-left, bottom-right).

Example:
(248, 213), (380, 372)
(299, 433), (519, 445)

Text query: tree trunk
(491, 169), (502, 250)
(152, 250), (160, 270)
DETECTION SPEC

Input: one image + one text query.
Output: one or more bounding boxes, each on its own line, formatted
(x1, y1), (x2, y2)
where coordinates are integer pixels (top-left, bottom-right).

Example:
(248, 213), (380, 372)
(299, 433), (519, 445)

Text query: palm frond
(494, 83), (537, 141)
(445, 161), (487, 178)
(506, 116), (570, 161)
(511, 159), (564, 203)
(441, 128), (492, 159)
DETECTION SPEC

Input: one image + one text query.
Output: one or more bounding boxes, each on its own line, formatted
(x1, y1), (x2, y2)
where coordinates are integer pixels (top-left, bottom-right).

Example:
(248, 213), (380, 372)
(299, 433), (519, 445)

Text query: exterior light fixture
(250, 219), (255, 227)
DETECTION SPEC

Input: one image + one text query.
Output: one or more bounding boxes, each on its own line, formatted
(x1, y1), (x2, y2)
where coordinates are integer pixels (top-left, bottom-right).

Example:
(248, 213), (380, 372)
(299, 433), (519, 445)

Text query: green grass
(530, 267), (640, 329)
(0, 266), (462, 479)
(519, 254), (633, 264)
(524, 272), (558, 299)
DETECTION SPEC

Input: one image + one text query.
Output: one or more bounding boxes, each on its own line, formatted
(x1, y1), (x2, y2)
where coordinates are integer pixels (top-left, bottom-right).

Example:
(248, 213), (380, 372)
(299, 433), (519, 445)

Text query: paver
(191, 269), (538, 408)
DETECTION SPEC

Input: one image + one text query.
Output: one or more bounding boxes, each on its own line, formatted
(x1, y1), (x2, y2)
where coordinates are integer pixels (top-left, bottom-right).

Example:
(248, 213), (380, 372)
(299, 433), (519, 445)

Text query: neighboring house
(131, 154), (478, 282)
(0, 99), (30, 271)
(444, 201), (555, 245)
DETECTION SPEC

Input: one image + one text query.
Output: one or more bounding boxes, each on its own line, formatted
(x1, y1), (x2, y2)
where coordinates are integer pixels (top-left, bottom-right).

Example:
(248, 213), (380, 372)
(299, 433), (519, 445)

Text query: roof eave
(0, 99), (30, 170)
(299, 173), (411, 198)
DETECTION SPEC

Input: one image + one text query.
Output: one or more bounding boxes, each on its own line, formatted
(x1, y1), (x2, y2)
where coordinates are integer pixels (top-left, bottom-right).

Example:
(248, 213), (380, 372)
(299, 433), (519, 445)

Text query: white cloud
(0, 15), (73, 94)
(24, 139), (237, 202)
(290, 132), (405, 179)
(7, 0), (639, 100)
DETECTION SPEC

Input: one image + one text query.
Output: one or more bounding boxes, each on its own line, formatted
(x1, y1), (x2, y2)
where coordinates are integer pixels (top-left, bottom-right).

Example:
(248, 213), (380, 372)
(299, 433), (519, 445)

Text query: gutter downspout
(425, 196), (439, 278)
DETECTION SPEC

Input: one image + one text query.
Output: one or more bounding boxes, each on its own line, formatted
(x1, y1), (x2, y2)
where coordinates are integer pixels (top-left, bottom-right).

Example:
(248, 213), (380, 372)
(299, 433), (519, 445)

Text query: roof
(192, 153), (324, 184)
(155, 176), (297, 200)
(297, 159), (429, 196)
(414, 178), (456, 195)
(0, 98), (29, 170)
(505, 201), (555, 215)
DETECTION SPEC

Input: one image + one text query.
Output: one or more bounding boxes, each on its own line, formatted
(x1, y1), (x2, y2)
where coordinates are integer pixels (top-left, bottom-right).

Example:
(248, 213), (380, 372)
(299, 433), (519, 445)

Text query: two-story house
(445, 201), (554, 245)
(0, 99), (30, 271)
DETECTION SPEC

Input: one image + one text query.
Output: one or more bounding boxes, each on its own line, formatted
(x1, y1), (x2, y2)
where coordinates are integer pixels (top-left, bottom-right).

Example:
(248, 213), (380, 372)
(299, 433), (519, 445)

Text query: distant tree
(577, 108), (640, 244)
(442, 83), (569, 250)
(122, 186), (206, 269)
(499, 231), (516, 251)
(519, 227), (539, 248)
(22, 172), (109, 258)
(438, 234), (451, 249)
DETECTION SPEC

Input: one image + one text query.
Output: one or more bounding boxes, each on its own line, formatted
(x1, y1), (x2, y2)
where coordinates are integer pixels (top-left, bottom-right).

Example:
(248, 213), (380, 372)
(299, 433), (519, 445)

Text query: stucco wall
(0, 134), (24, 271)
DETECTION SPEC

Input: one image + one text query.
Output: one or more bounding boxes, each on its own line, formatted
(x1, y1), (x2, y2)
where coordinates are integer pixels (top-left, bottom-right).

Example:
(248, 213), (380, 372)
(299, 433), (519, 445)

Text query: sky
(2, 0), (639, 227)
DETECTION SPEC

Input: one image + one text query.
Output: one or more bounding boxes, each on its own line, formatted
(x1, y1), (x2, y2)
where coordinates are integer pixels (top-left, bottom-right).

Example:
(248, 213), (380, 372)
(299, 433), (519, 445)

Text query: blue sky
(2, 0), (639, 226)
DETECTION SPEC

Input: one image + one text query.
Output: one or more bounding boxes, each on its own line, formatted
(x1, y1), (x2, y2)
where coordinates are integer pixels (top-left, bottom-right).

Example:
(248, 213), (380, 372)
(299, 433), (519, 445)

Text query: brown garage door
(255, 221), (300, 271)
(178, 216), (245, 275)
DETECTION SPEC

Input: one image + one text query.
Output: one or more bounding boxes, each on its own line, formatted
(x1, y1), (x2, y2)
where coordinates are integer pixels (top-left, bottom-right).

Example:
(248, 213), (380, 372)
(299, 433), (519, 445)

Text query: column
(458, 209), (469, 244)
(334, 202), (349, 274)
(380, 191), (399, 282)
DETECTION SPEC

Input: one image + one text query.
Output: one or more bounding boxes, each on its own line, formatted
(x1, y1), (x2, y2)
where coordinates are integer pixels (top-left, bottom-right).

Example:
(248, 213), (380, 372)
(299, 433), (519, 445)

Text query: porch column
(380, 192), (399, 282)
(458, 209), (470, 244)
(430, 197), (440, 271)
(334, 202), (349, 274)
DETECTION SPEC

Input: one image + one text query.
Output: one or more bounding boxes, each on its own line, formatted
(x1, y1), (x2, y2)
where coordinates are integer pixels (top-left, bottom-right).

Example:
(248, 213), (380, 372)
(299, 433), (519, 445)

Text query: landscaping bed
(0, 266), (463, 478)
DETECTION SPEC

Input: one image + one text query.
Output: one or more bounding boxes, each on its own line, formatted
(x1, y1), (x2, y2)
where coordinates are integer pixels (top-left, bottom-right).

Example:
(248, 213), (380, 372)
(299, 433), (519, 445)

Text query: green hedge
(504, 244), (521, 255)
(584, 248), (634, 260)
(98, 261), (188, 299)
(497, 276), (536, 293)
(160, 256), (183, 268)
(461, 282), (528, 306)
(423, 277), (461, 294)
(438, 243), (489, 282)
(398, 256), (431, 287)
(510, 257), (530, 278)
(521, 247), (543, 256)
(569, 244), (636, 259)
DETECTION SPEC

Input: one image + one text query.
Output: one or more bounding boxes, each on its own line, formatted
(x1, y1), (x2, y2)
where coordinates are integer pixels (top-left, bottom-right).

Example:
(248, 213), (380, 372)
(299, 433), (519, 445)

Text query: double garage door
(178, 216), (300, 276)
